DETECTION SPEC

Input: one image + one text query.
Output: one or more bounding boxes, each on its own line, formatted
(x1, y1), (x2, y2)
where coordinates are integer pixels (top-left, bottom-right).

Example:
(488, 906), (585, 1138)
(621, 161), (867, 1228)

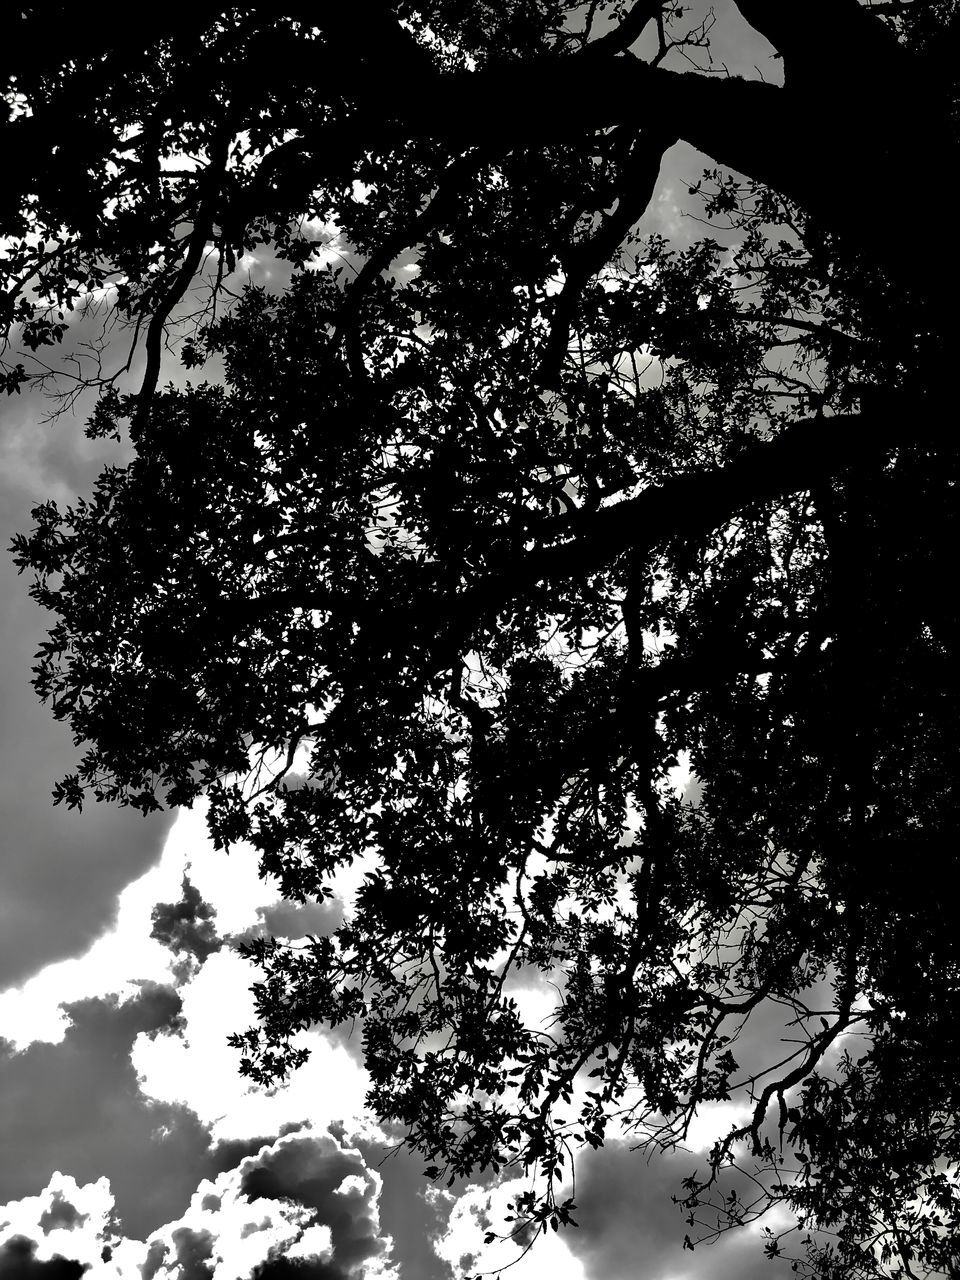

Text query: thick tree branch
(247, 49), (943, 283)
(221, 408), (904, 677)
(137, 215), (212, 411)
(540, 126), (678, 385)
(470, 410), (897, 609)
(581, 1), (661, 56)
(332, 148), (487, 364)
(733, 0), (912, 86)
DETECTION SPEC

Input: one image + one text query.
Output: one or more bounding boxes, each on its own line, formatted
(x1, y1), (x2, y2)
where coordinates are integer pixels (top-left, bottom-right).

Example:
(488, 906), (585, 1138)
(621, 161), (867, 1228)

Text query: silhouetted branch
(540, 126), (678, 386)
(581, 1), (661, 56)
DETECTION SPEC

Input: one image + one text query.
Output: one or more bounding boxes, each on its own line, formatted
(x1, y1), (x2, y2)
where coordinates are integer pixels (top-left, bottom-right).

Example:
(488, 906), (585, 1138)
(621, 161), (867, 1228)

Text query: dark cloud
(37, 1197), (86, 1235)
(251, 1256), (340, 1280)
(199, 1197), (221, 1214)
(240, 1220), (272, 1240)
(561, 1141), (793, 1280)
(140, 1239), (168, 1280)
(0, 1236), (86, 1280)
(151, 876), (221, 967)
(356, 1139), (452, 1280)
(257, 900), (342, 942)
(0, 986), (211, 1239)
(209, 1136), (300, 1179)
(169, 1227), (215, 1280)
(241, 1137), (386, 1280)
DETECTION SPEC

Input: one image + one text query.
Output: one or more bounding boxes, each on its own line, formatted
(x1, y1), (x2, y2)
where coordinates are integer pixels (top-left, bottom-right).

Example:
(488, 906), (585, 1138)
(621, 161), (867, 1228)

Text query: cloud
(559, 1141), (794, 1280)
(255, 901), (342, 944)
(167, 1229), (214, 1280)
(0, 813), (213, 1051)
(129, 947), (371, 1149)
(0, 800), (344, 1053)
(0, 801), (385, 1247)
(431, 1178), (586, 1280)
(250, 1258), (336, 1280)
(0, 1173), (122, 1279)
(0, 1236), (86, 1280)
(38, 1199), (86, 1236)
(150, 877), (221, 980)
(353, 1142), (451, 1280)
(240, 1135), (393, 1280)
(0, 986), (214, 1239)
(0, 1132), (398, 1280)
(429, 1125), (800, 1280)
(140, 1240), (169, 1280)
(146, 1130), (400, 1280)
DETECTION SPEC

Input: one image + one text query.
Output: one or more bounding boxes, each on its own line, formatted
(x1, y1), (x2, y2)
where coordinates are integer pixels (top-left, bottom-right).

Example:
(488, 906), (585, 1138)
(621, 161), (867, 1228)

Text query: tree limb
(540, 126), (678, 386)
(580, 1), (661, 56)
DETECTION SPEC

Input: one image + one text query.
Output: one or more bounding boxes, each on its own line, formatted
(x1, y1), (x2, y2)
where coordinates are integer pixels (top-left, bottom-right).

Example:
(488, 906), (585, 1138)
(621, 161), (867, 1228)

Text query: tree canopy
(5, 3), (960, 1277)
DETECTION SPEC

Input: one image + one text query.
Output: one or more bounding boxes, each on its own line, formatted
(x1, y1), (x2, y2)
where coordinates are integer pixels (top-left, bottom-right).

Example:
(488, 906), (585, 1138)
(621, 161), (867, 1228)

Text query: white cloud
(1, 790), (383, 1144)
(0, 1172), (117, 1270)
(130, 945), (374, 1146)
(0, 843), (182, 1049)
(0, 1130), (398, 1280)
(0, 797), (779, 1280)
(0, 802), (273, 1050)
(432, 1177), (587, 1280)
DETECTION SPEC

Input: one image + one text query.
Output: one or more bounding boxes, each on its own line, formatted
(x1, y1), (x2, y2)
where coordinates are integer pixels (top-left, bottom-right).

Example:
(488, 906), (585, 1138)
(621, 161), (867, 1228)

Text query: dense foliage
(5, 4), (960, 1277)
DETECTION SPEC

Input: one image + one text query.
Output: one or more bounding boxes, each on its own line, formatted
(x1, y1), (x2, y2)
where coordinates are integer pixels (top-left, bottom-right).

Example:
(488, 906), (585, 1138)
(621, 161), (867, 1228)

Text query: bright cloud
(432, 1177), (587, 1280)
(130, 946), (373, 1146)
(0, 1131), (399, 1280)
(0, 804), (270, 1050)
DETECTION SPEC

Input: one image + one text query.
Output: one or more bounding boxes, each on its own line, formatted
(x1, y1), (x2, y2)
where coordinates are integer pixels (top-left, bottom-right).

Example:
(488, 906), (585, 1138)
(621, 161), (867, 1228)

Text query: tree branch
(580, 1), (661, 57)
(249, 49), (940, 281)
(732, 0), (911, 86)
(218, 408), (906, 698)
(465, 410), (897, 613)
(540, 126), (678, 386)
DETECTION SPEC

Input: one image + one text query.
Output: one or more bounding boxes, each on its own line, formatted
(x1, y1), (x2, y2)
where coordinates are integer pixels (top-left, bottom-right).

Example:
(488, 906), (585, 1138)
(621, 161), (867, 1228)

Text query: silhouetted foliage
(5, 4), (960, 1277)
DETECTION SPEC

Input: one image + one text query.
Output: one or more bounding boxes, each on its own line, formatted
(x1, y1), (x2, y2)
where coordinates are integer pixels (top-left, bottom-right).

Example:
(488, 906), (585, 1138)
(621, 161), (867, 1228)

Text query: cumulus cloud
(0, 813), (220, 1051)
(431, 1177), (585, 1280)
(166, 1228), (214, 1280)
(0, 1172), (124, 1279)
(0, 800), (398, 1254)
(37, 1198), (86, 1236)
(557, 1141), (794, 1280)
(0, 1132), (398, 1280)
(0, 1236), (86, 1280)
(352, 1144), (450, 1280)
(240, 1135), (394, 1280)
(429, 1120), (802, 1280)
(150, 879), (221, 973)
(0, 799), (346, 1053)
(129, 948), (371, 1149)
(0, 986), (213, 1238)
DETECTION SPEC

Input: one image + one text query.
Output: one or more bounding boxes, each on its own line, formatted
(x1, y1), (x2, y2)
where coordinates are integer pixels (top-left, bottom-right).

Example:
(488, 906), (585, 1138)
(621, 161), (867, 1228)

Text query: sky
(0, 7), (801, 1280)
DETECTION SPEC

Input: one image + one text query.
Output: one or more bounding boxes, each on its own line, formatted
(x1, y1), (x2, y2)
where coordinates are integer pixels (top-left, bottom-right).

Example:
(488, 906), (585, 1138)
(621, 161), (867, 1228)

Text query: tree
(5, 3), (960, 1276)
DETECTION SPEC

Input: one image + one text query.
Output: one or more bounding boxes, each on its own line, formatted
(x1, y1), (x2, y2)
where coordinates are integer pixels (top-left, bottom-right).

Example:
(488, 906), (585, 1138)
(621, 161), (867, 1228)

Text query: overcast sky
(0, 7), (803, 1280)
